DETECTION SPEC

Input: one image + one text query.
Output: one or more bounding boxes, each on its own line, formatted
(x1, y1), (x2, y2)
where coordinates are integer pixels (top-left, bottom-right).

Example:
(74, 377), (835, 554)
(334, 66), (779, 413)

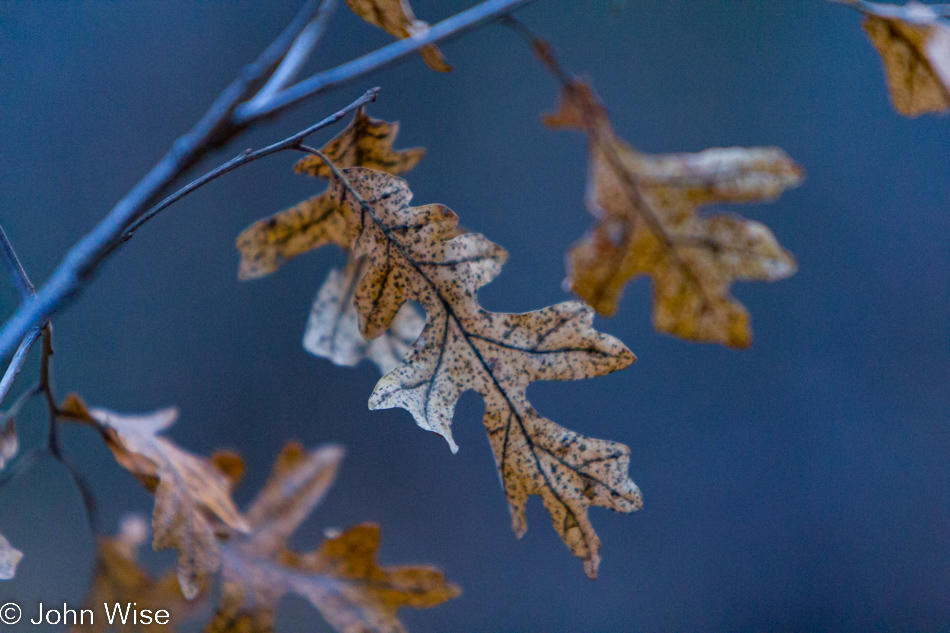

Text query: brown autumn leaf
(236, 192), (349, 280)
(0, 532), (22, 580)
(294, 107), (426, 179)
(850, 0), (950, 116)
(237, 108), (423, 280)
(344, 0), (452, 72)
(545, 78), (801, 348)
(73, 515), (198, 633)
(61, 394), (250, 600)
(292, 166), (640, 579)
(207, 442), (460, 633)
(304, 256), (425, 374)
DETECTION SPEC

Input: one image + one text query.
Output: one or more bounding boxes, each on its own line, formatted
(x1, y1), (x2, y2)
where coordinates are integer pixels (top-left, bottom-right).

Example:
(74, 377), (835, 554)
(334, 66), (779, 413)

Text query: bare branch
(236, 0), (540, 122)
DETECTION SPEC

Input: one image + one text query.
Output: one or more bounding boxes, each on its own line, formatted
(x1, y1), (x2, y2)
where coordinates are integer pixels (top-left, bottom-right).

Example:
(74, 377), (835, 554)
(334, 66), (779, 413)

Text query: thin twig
(34, 323), (98, 530)
(1, 382), (40, 424)
(235, 0), (540, 122)
(38, 326), (58, 453)
(0, 328), (41, 407)
(116, 88), (378, 246)
(0, 222), (41, 407)
(0, 225), (35, 301)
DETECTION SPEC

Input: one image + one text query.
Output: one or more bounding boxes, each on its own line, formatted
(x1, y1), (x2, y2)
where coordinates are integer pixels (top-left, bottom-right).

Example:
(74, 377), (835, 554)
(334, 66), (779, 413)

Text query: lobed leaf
(315, 167), (640, 577)
(238, 115), (641, 575)
(545, 79), (802, 348)
(207, 443), (460, 633)
(62, 394), (250, 599)
(237, 193), (349, 280)
(237, 107), (423, 282)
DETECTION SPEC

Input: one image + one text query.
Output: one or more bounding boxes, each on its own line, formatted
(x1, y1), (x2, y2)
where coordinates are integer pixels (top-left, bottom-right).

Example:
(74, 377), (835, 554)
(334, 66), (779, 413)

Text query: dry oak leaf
(546, 79), (802, 348)
(61, 394), (250, 599)
(344, 0), (452, 72)
(237, 108), (423, 280)
(294, 107), (426, 179)
(207, 442), (460, 633)
(852, 0), (950, 116)
(237, 191), (349, 280)
(0, 532), (22, 580)
(304, 255), (425, 374)
(317, 167), (640, 578)
(74, 515), (197, 633)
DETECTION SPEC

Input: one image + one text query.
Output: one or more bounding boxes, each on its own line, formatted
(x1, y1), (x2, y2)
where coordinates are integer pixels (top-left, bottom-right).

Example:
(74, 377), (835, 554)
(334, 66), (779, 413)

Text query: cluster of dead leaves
(61, 394), (458, 633)
(835, 0), (950, 116)
(237, 107), (642, 578)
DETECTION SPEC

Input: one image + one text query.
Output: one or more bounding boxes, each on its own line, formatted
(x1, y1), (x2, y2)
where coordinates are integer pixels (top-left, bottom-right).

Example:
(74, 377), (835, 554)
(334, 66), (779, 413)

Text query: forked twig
(0, 227), (97, 529)
(246, 0), (340, 112)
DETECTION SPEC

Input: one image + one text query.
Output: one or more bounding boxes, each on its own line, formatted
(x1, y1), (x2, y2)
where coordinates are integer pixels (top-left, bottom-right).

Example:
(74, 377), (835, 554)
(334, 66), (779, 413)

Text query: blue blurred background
(1, 1), (948, 631)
